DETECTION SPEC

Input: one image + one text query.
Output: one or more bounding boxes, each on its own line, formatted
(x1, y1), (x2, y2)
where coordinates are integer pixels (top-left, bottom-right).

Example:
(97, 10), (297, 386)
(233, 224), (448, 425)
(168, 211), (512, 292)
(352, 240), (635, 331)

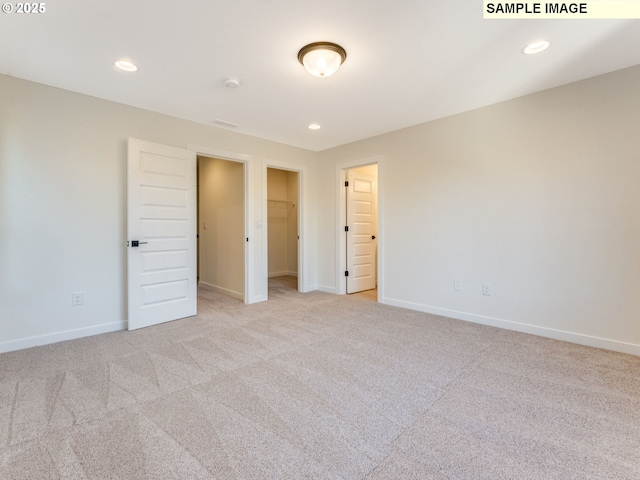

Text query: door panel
(127, 139), (197, 330)
(346, 170), (377, 294)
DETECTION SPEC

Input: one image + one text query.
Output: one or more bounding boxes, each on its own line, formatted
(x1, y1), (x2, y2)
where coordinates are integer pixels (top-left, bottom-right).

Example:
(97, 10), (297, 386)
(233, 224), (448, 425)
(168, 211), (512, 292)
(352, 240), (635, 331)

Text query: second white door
(346, 169), (377, 294)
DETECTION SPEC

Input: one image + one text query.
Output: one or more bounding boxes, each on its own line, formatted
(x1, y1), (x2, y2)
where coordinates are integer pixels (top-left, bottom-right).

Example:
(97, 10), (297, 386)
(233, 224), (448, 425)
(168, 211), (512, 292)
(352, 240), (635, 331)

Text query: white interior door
(346, 170), (377, 294)
(127, 138), (197, 330)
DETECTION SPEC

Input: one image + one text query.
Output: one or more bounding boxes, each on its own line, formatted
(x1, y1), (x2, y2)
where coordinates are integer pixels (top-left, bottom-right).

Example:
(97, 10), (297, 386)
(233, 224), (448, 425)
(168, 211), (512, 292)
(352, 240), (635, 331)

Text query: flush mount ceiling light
(308, 123), (321, 130)
(114, 59), (138, 72)
(523, 40), (551, 55)
(298, 42), (346, 77)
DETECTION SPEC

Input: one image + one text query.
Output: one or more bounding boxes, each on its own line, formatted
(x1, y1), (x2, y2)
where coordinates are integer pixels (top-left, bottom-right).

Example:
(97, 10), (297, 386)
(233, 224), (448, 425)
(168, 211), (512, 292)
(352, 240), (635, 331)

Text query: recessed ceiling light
(224, 77), (240, 88)
(523, 40), (550, 55)
(308, 123), (321, 130)
(114, 59), (138, 72)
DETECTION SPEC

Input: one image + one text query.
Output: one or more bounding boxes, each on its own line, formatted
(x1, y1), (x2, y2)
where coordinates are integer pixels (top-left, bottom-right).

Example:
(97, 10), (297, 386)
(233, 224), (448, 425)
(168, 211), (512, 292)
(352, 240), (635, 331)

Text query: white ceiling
(2, 0), (639, 151)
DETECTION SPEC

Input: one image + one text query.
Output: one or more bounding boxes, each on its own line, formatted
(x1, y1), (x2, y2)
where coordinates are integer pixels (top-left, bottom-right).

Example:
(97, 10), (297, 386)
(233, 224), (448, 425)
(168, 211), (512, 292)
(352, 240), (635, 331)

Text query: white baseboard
(381, 297), (640, 357)
(247, 294), (267, 304)
(0, 321), (127, 354)
(198, 281), (244, 301)
(317, 285), (336, 294)
(7, 293), (634, 357)
(300, 284), (317, 293)
(268, 271), (298, 278)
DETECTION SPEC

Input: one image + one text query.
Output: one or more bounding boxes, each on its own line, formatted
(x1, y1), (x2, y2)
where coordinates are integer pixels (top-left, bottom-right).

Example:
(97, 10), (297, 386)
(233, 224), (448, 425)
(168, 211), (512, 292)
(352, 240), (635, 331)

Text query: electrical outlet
(454, 279), (462, 292)
(72, 292), (83, 306)
(482, 283), (492, 296)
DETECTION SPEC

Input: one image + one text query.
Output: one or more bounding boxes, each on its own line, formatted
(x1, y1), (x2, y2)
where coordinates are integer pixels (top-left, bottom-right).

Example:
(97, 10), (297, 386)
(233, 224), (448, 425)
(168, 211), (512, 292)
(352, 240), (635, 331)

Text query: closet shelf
(267, 199), (296, 208)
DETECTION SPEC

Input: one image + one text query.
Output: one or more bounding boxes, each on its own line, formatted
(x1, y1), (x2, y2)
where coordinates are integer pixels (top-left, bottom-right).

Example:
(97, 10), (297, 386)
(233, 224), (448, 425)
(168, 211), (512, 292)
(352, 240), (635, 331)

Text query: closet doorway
(197, 156), (245, 300)
(267, 167), (300, 292)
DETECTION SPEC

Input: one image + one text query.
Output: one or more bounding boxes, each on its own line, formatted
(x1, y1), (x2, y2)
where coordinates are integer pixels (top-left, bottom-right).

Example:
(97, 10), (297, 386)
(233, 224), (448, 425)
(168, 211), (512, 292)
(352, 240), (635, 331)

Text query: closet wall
(267, 168), (298, 278)
(198, 156), (245, 299)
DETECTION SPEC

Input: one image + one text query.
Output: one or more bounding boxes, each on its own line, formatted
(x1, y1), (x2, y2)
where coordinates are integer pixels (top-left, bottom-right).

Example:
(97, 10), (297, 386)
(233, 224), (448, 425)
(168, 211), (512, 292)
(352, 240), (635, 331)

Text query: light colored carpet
(1, 276), (639, 479)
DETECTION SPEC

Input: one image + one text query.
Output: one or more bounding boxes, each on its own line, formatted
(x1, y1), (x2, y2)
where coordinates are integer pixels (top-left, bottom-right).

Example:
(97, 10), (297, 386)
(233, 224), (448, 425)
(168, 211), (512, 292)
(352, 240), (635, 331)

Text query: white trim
(187, 144), (253, 163)
(268, 271), (298, 278)
(317, 285), (336, 294)
(382, 296), (640, 357)
(198, 282), (244, 301)
(0, 322), (126, 354)
(187, 143), (254, 304)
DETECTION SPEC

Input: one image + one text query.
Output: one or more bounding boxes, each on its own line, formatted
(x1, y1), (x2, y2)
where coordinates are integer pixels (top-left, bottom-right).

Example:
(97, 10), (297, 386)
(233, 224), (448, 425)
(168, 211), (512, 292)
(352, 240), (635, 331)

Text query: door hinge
(344, 181), (349, 187)
(345, 271), (349, 277)
(246, 237), (249, 242)
(344, 225), (349, 232)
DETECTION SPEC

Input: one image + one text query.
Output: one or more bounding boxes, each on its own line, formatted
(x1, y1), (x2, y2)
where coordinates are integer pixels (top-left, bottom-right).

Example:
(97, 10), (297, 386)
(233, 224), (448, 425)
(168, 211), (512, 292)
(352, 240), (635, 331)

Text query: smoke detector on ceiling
(224, 77), (240, 88)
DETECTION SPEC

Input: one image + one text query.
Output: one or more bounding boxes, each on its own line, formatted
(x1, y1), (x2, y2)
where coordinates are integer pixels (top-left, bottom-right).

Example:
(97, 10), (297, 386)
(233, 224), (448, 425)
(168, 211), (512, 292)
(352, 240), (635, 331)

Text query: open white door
(346, 170), (377, 294)
(127, 139), (197, 330)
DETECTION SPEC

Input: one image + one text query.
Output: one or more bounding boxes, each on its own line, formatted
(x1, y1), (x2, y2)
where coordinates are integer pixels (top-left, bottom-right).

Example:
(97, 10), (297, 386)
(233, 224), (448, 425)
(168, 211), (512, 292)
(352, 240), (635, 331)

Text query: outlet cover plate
(72, 292), (83, 306)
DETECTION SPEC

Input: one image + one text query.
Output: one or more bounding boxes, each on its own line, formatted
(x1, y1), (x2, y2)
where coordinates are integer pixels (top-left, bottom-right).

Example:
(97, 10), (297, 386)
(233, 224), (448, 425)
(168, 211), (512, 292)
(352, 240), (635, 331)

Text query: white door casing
(346, 170), (377, 294)
(127, 139), (197, 330)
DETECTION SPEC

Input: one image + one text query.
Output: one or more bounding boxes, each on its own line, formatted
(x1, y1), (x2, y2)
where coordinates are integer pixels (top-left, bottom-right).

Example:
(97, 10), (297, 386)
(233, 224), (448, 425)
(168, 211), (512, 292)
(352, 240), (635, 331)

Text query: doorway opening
(266, 167), (300, 294)
(341, 163), (379, 299)
(197, 155), (246, 301)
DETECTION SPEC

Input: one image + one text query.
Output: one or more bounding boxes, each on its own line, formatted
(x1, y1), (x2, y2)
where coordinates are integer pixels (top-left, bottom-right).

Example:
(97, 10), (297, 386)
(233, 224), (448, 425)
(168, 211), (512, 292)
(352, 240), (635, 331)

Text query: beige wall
(317, 65), (640, 354)
(2, 64), (640, 356)
(198, 157), (245, 299)
(267, 168), (298, 277)
(0, 74), (317, 352)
